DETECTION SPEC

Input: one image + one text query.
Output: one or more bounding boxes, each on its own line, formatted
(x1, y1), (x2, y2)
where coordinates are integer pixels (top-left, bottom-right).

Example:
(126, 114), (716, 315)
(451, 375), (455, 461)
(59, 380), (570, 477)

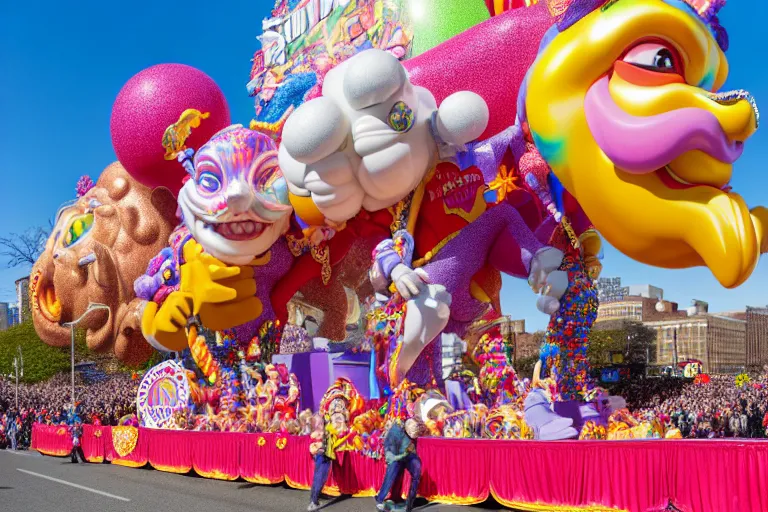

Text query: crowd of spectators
(0, 373), (138, 449)
(2, 369), (768, 448)
(611, 373), (768, 438)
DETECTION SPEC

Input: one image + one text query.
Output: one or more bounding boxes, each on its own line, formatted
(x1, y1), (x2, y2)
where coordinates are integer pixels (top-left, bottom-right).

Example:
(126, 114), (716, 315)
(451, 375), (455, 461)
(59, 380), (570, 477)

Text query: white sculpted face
(279, 49), (489, 223)
(179, 126), (293, 265)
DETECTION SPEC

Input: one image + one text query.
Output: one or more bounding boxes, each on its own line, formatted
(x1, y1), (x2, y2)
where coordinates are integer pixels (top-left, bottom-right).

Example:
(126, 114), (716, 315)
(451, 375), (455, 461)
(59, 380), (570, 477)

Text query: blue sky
(0, 0), (765, 331)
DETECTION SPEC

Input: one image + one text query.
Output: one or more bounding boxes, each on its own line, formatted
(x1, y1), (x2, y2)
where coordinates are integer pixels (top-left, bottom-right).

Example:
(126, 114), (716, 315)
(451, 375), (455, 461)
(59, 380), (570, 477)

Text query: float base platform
(32, 424), (767, 512)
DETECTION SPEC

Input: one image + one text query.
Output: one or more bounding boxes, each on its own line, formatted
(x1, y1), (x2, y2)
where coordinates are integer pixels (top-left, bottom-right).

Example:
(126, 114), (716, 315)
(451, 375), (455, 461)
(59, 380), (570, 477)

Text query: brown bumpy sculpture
(298, 236), (379, 341)
(30, 163), (177, 365)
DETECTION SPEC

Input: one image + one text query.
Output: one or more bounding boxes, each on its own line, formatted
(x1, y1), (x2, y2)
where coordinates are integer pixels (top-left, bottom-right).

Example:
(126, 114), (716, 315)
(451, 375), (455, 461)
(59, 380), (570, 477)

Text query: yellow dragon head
(525, 0), (765, 288)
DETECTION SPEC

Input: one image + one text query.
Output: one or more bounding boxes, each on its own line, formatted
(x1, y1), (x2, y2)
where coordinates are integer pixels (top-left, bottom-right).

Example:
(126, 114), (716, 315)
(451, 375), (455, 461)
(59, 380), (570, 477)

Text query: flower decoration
(257, 436), (266, 447)
(487, 165), (520, 203)
(93, 429), (102, 438)
(76, 175), (95, 198)
(275, 435), (288, 450)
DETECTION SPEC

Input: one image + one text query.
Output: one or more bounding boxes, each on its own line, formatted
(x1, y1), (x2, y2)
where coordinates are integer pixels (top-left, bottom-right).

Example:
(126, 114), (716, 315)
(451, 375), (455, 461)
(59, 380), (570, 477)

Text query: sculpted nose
(706, 90), (759, 143)
(226, 180), (252, 214)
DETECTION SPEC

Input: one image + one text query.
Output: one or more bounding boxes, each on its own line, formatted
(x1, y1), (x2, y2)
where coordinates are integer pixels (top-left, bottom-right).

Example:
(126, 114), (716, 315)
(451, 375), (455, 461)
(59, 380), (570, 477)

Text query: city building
(595, 277), (626, 303)
(514, 332), (542, 360)
(499, 319), (543, 360)
(0, 302), (8, 331)
(15, 276), (30, 323)
(625, 284), (664, 300)
(441, 332), (467, 380)
(746, 306), (768, 370)
(507, 319), (526, 335)
(644, 314), (747, 374)
(8, 304), (19, 327)
(595, 295), (686, 326)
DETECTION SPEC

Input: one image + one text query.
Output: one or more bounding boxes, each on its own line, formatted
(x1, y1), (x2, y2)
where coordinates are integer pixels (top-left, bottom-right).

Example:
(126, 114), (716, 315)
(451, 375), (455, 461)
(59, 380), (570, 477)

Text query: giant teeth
(230, 222), (244, 235)
(242, 221), (255, 234)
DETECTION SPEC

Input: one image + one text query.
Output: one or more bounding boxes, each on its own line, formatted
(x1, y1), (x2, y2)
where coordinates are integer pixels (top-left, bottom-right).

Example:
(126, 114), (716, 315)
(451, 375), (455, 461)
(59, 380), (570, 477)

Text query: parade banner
(136, 360), (190, 429)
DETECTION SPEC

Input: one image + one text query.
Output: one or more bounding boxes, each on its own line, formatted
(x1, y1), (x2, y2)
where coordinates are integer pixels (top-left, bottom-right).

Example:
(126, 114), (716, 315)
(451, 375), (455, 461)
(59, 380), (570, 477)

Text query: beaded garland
(539, 218), (599, 401)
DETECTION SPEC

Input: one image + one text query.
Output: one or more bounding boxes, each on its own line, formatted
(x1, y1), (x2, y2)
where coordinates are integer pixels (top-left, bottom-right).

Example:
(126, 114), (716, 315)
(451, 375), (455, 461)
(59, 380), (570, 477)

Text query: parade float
(30, 0), (768, 511)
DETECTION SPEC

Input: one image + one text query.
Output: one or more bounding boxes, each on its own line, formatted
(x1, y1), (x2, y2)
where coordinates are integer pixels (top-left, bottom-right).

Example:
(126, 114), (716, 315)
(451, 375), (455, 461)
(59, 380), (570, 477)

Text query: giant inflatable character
(279, 49), (571, 386)
(137, 124), (297, 355)
(30, 164), (178, 365)
(279, 0), (764, 432)
(402, 0), (764, 287)
(135, 123), (388, 381)
(523, 0), (764, 289)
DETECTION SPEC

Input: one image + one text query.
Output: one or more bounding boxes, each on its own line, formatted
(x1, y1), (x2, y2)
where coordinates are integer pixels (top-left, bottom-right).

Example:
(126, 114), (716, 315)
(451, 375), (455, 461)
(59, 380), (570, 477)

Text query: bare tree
(0, 221), (52, 268)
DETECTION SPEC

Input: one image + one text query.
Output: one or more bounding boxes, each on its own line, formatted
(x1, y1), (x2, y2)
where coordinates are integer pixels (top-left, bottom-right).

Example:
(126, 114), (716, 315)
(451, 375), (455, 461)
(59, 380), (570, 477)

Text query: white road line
(2, 450), (40, 457)
(16, 469), (131, 502)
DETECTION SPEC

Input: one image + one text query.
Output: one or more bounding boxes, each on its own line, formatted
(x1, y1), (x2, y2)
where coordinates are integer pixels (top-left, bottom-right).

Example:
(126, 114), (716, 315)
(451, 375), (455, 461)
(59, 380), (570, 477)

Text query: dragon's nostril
(707, 89), (759, 129)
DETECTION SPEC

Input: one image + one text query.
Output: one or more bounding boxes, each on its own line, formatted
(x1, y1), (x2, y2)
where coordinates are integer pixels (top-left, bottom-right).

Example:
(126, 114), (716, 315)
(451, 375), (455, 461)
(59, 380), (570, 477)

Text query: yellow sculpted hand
(180, 239), (263, 331)
(141, 297), (190, 352)
(180, 240), (242, 314)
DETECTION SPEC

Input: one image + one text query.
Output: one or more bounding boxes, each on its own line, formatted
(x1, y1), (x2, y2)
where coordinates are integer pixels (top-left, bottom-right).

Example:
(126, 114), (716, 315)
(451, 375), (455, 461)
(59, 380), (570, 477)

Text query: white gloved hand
(390, 264), (430, 301)
(279, 49), (489, 224)
(529, 247), (568, 315)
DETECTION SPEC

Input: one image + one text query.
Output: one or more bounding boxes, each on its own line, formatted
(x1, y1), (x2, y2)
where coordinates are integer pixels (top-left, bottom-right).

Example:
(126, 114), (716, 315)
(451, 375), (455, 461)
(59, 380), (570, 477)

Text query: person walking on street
(375, 418), (424, 512)
(70, 419), (85, 463)
(7, 411), (18, 451)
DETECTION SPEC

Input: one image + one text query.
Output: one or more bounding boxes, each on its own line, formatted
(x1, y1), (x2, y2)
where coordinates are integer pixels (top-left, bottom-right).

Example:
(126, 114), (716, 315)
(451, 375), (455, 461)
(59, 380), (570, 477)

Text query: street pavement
(0, 449), (508, 512)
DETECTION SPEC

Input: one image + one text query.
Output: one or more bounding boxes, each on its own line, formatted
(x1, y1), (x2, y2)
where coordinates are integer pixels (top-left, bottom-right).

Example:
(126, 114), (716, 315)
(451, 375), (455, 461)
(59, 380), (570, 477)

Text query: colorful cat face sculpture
(177, 125), (293, 265)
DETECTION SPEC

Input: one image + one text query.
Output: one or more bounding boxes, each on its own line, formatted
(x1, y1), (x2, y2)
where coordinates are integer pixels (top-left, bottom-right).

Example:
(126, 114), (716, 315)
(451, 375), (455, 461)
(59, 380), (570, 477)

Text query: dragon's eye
(623, 43), (683, 75)
(197, 171), (222, 193)
(388, 101), (414, 133)
(63, 213), (94, 248)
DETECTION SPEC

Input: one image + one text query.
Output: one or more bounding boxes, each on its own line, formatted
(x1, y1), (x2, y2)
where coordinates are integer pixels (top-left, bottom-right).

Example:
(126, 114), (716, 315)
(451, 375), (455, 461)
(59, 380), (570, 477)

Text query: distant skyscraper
(0, 302), (8, 331)
(15, 276), (30, 323)
(8, 305), (19, 327)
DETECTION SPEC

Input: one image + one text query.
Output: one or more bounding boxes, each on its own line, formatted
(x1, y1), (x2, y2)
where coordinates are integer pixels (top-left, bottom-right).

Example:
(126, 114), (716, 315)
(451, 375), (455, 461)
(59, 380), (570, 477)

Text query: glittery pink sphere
(110, 64), (231, 195)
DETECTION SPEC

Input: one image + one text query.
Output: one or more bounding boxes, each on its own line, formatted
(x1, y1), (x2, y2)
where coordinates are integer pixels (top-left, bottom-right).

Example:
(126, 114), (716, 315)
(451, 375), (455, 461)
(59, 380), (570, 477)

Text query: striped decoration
(485, 0), (539, 16)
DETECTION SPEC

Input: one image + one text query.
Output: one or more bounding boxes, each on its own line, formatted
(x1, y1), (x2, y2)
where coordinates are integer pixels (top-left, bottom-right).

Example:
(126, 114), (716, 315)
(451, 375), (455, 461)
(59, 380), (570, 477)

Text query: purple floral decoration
(76, 175), (95, 198)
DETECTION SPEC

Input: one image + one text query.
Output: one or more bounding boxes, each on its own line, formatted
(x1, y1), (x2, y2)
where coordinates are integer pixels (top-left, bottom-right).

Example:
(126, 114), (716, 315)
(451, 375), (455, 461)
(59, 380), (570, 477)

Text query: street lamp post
(8, 348), (23, 410)
(62, 303), (110, 408)
(673, 326), (679, 369)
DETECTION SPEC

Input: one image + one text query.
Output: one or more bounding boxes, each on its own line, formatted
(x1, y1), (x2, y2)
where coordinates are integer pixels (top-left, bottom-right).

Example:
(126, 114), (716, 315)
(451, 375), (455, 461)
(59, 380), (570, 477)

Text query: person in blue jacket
(375, 417), (424, 512)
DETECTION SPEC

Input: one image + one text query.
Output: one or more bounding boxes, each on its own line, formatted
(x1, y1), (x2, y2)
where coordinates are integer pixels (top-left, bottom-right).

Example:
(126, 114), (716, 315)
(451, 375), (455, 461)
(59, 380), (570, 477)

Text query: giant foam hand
(279, 48), (490, 224)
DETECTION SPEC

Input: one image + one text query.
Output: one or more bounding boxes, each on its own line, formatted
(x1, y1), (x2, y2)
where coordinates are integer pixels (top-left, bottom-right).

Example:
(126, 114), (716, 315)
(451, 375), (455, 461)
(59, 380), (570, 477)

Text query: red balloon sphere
(110, 64), (231, 195)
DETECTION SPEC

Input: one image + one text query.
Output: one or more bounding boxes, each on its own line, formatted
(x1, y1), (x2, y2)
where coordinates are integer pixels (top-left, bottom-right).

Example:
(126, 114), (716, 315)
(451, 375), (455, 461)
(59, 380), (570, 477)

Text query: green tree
(623, 322), (656, 365)
(0, 321), (71, 383)
(515, 356), (539, 379)
(587, 329), (620, 368)
(587, 322), (656, 369)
